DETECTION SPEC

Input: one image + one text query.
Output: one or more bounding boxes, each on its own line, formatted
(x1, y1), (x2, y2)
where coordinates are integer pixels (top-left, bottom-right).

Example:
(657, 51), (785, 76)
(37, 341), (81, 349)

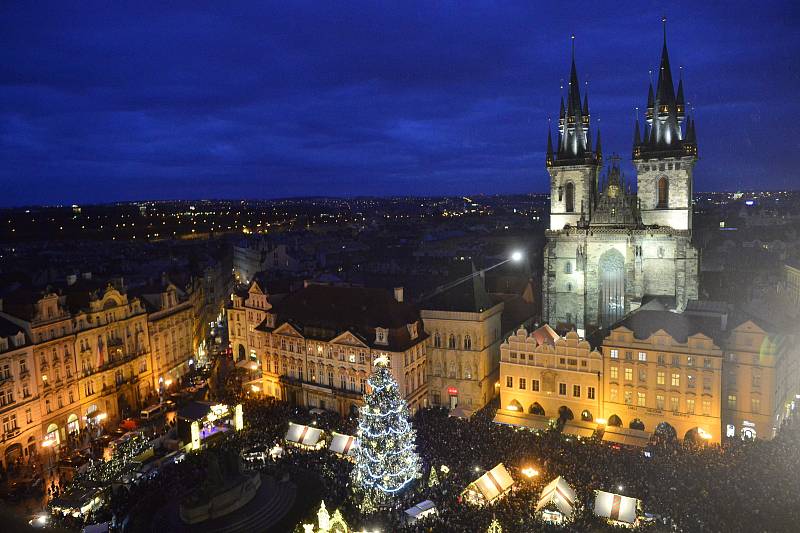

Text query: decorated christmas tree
(351, 355), (421, 508)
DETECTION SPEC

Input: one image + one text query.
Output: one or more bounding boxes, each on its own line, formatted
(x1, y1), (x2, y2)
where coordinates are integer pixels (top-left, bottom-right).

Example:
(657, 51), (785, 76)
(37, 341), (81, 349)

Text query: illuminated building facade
(0, 317), (40, 468)
(542, 28), (699, 335)
(600, 302), (724, 444)
(244, 284), (428, 415)
(498, 326), (603, 425)
(422, 272), (504, 414)
(138, 280), (195, 396)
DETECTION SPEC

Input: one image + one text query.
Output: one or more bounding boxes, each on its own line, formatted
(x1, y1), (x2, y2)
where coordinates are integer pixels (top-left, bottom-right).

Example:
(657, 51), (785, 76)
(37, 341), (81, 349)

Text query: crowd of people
(30, 388), (800, 532)
(193, 396), (798, 532)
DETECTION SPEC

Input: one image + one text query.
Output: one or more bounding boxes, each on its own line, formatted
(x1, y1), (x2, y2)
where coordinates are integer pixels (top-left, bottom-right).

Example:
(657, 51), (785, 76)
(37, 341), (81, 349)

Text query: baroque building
(229, 283), (429, 415)
(542, 29), (699, 335)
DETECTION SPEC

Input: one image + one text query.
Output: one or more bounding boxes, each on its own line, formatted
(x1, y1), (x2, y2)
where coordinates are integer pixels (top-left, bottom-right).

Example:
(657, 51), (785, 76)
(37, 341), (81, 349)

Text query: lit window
(657, 371), (665, 385)
(638, 352), (647, 362)
(610, 366), (618, 380)
(671, 373), (680, 387)
(624, 368), (633, 381)
(610, 349), (618, 359)
(637, 392), (646, 407)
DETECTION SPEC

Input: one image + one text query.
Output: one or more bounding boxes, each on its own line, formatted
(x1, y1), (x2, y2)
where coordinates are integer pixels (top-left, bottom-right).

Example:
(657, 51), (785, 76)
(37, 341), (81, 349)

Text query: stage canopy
(285, 422), (323, 448)
(404, 500), (437, 523)
(594, 490), (639, 524)
(601, 426), (651, 448)
(463, 463), (515, 505)
(329, 432), (358, 456)
(535, 476), (577, 518)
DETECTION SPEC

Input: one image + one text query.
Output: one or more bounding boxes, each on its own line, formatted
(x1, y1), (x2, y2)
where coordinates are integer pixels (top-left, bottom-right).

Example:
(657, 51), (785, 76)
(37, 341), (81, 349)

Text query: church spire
(635, 17), (696, 159)
(546, 123), (554, 167)
(552, 35), (595, 166)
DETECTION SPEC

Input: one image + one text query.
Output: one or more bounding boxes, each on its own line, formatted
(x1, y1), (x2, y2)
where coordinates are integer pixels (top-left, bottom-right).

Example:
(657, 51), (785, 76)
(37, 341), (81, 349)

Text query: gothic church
(542, 26), (699, 334)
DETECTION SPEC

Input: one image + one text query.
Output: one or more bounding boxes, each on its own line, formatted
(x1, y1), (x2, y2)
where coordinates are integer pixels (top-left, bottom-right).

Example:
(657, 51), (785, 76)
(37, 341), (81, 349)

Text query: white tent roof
(329, 432), (358, 455)
(284, 422), (323, 447)
(535, 476), (577, 516)
(404, 500), (437, 521)
(594, 490), (639, 524)
(470, 463), (514, 503)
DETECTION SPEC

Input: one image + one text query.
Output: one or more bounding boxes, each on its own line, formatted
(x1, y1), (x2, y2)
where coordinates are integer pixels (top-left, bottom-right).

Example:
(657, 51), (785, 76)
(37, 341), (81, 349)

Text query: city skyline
(1, 1), (797, 207)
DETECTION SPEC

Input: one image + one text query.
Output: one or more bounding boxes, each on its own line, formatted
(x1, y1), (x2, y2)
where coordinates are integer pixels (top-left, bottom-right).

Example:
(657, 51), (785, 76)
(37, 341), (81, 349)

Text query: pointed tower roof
(546, 124), (554, 166)
(634, 118), (641, 144)
(551, 35), (596, 167)
(583, 90), (589, 116)
(635, 17), (696, 160)
(595, 128), (602, 159)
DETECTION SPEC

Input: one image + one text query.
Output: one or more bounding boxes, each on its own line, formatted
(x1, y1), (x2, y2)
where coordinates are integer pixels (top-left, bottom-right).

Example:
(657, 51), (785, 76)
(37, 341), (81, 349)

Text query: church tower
(546, 37), (602, 231)
(633, 19), (698, 230)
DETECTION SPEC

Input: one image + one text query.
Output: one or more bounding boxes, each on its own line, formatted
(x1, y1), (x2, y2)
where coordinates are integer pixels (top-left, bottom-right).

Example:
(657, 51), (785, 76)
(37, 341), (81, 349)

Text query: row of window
(433, 332), (473, 350)
(505, 376), (595, 399)
(508, 352), (591, 368)
(609, 366), (714, 391)
(727, 394), (762, 414)
(608, 349), (714, 368)
(609, 388), (713, 415)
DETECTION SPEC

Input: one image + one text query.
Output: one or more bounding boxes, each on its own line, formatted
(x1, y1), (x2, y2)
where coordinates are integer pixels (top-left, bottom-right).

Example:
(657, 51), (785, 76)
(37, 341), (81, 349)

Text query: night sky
(0, 1), (798, 207)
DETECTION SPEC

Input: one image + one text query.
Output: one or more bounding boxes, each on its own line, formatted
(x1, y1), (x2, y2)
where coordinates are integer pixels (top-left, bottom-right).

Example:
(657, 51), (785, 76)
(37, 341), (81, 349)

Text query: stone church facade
(542, 29), (699, 335)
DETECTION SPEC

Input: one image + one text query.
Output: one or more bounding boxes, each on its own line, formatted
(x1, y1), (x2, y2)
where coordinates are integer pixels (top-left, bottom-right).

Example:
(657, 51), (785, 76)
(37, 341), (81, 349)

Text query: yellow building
(71, 283), (152, 425)
(601, 302), (724, 444)
(139, 280), (195, 394)
(22, 292), (81, 450)
(498, 326), (602, 428)
(422, 276), (504, 414)
(0, 317), (40, 468)
(721, 319), (781, 440)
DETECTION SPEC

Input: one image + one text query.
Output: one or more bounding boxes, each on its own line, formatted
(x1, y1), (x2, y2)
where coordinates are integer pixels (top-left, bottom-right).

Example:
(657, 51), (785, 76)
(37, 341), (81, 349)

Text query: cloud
(0, 0), (798, 206)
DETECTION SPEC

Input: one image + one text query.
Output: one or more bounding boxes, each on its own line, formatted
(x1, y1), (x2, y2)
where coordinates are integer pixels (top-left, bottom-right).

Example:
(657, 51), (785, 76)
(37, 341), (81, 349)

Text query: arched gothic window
(464, 335), (472, 350)
(434, 332), (441, 348)
(565, 182), (575, 213)
(657, 177), (669, 208)
(448, 334), (456, 349)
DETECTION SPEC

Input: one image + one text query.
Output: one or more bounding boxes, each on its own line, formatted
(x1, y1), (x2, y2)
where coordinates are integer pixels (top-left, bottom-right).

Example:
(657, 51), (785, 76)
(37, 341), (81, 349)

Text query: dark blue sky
(1, 1), (798, 207)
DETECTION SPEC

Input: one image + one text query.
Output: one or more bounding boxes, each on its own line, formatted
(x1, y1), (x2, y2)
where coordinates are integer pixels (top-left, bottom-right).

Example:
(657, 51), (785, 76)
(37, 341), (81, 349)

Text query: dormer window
(407, 323), (418, 340)
(375, 328), (388, 345)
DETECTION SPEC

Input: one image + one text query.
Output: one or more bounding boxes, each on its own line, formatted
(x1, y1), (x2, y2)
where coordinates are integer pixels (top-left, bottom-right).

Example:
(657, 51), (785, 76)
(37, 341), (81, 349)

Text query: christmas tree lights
(351, 356), (421, 507)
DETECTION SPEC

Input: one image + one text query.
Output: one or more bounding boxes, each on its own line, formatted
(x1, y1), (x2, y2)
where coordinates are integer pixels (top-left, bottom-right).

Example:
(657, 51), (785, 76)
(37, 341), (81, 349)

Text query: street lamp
(423, 250), (526, 301)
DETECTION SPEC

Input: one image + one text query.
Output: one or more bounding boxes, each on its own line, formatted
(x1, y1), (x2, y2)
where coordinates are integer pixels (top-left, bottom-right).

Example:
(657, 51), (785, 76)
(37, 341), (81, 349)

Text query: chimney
(66, 274), (77, 286)
(394, 287), (404, 303)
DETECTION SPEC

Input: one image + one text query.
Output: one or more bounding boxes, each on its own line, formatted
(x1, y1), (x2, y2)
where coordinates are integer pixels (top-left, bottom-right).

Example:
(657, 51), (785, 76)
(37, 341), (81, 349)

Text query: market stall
(594, 490), (640, 526)
(328, 432), (358, 457)
(535, 476), (577, 524)
(461, 463), (514, 506)
(404, 500), (437, 524)
(285, 422), (324, 450)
